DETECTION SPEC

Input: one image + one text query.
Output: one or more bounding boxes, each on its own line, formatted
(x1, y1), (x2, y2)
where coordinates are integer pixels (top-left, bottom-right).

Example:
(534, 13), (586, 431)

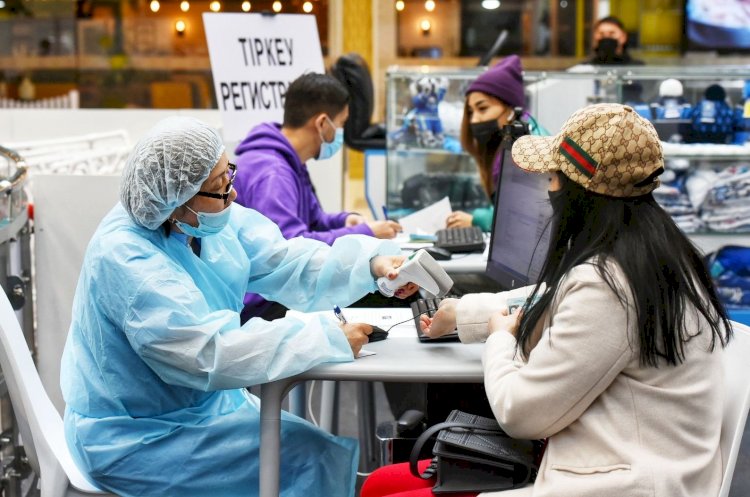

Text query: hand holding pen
(334, 306), (369, 357)
(334, 305), (348, 324)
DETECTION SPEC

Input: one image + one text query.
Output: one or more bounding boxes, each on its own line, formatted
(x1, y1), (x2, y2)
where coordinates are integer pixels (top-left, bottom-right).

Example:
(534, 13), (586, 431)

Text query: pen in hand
(333, 305), (348, 324)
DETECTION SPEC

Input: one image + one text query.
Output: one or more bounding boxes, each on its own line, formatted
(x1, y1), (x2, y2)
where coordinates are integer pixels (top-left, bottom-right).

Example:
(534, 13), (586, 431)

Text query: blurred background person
(588, 16), (644, 65)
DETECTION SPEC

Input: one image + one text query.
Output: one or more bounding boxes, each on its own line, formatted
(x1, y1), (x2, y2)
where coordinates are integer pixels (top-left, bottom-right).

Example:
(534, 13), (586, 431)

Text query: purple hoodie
(234, 122), (373, 319)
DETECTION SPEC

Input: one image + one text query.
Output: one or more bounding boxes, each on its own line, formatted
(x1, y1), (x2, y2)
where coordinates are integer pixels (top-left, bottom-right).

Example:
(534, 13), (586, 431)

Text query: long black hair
(517, 174), (732, 367)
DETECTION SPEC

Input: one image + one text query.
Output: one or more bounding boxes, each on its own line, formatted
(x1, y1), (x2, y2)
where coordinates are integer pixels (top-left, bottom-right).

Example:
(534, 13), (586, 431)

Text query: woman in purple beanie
(446, 55), (548, 231)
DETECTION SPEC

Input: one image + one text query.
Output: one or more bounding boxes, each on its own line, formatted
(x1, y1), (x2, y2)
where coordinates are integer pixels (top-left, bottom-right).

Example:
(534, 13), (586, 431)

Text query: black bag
(409, 410), (538, 494)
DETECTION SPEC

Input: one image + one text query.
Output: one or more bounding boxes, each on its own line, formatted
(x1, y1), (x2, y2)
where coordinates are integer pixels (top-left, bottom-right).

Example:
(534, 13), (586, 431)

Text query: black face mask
(548, 188), (565, 213)
(593, 37), (621, 63)
(470, 119), (501, 146)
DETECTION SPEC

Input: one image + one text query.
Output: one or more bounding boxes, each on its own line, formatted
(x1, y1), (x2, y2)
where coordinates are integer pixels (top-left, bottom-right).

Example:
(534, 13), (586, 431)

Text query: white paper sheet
(339, 308), (416, 338)
(286, 307), (418, 340)
(357, 349), (377, 358)
(397, 196), (452, 236)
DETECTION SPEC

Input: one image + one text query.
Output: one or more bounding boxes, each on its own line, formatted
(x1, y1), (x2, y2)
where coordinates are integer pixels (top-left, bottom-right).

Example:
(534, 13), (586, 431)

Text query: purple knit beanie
(466, 55), (525, 110)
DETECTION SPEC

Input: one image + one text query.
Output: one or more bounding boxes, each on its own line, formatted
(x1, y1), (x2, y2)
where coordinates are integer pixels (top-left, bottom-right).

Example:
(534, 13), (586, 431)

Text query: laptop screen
(486, 149), (553, 289)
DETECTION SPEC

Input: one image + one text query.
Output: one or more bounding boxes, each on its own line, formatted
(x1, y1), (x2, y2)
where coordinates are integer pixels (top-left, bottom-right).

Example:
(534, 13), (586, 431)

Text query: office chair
(719, 321), (750, 497)
(0, 292), (117, 497)
(330, 53), (386, 151)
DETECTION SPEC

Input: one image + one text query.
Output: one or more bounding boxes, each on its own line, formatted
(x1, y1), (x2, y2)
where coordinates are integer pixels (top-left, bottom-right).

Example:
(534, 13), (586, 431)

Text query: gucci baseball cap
(511, 103), (664, 198)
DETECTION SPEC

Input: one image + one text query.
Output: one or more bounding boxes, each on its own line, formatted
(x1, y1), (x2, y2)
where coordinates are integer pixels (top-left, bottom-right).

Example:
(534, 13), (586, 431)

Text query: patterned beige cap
(511, 103), (664, 198)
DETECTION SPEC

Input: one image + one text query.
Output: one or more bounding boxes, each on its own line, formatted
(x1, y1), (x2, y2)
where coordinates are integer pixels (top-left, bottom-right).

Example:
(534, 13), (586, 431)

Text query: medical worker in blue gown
(59, 116), (418, 497)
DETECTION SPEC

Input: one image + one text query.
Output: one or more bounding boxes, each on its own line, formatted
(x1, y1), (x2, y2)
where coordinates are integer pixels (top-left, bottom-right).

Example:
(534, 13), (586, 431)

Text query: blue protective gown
(60, 203), (400, 497)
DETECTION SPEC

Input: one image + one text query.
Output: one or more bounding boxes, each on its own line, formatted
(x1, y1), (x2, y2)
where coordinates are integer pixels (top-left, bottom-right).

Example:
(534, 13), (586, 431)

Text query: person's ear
(315, 113), (329, 132)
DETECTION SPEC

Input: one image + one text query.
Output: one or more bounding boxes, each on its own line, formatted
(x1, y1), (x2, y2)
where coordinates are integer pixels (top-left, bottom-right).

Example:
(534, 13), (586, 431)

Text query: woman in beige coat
(362, 103), (733, 497)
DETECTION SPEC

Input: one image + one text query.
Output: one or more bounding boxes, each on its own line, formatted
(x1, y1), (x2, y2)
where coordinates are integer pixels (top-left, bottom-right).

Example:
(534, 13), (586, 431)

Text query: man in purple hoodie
(234, 73), (402, 322)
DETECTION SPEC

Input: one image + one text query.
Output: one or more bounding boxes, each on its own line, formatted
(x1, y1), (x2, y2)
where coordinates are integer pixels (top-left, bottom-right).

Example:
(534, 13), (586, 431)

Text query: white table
(258, 334), (484, 497)
(398, 237), (490, 275)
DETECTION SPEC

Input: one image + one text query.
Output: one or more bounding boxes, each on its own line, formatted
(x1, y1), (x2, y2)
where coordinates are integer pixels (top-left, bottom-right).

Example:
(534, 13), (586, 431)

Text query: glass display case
(382, 66), (620, 219)
(602, 67), (750, 242)
(385, 67), (486, 220)
(385, 65), (750, 243)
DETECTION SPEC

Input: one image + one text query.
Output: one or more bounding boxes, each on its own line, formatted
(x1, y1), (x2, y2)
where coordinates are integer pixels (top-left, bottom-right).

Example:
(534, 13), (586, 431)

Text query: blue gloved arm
(234, 207), (401, 312)
(124, 271), (355, 391)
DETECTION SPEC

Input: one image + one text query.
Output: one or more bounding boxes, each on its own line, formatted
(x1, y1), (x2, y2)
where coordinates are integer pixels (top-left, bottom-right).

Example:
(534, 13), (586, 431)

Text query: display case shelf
(661, 143), (750, 160)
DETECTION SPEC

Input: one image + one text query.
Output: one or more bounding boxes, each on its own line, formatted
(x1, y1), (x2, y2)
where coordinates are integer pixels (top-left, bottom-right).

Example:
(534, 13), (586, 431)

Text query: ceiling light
(149, 0), (160, 12)
(425, 0), (435, 11)
(395, 0), (404, 11)
(175, 20), (186, 35)
(180, 0), (189, 11)
(272, 0), (282, 12)
(303, 1), (312, 12)
(209, 0), (221, 11)
(241, 0), (251, 10)
(420, 19), (431, 33)
(481, 0), (501, 9)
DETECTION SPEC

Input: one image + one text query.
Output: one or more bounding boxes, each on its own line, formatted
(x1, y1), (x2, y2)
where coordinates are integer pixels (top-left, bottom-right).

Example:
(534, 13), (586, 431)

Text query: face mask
(548, 188), (565, 213)
(174, 204), (232, 238)
(317, 117), (344, 160)
(470, 119), (501, 146)
(594, 38), (620, 62)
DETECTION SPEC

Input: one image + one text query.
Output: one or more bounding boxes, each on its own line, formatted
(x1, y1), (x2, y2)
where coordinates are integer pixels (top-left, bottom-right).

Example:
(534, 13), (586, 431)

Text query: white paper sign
(203, 13), (325, 143)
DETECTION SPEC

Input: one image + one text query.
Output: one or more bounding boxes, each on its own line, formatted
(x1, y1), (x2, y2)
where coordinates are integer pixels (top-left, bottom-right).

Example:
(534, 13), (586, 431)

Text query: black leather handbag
(408, 410), (539, 494)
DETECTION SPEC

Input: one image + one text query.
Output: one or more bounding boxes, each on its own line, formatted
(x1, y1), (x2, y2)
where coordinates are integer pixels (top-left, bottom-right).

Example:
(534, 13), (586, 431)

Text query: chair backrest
(719, 321), (750, 497)
(0, 291), (103, 496)
(330, 53), (375, 146)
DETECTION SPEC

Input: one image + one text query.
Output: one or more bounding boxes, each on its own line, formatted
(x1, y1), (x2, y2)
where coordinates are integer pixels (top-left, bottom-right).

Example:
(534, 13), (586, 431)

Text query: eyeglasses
(196, 162), (236, 205)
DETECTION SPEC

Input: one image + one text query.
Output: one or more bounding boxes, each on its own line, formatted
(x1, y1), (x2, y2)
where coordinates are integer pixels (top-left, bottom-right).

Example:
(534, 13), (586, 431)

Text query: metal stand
(357, 382), (377, 472)
(0, 147), (36, 497)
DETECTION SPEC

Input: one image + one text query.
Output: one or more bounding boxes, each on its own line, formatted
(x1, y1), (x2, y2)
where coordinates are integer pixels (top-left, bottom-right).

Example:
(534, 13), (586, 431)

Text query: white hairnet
(120, 116), (225, 230)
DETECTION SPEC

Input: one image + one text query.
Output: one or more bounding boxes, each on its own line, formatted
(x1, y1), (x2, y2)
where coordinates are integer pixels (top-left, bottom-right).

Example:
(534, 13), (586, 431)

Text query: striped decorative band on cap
(559, 136), (598, 179)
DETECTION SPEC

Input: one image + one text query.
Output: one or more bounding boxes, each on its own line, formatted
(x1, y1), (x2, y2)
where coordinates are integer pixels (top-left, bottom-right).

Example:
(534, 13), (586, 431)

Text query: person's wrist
(369, 256), (380, 279)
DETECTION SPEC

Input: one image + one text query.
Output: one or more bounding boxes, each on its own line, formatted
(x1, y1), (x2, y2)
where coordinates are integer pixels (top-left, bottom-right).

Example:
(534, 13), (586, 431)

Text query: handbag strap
(408, 421), (505, 480)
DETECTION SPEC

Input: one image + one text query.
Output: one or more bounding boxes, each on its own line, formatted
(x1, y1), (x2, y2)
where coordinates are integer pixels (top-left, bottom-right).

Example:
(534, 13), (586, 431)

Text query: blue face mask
(317, 116), (344, 160)
(174, 204), (232, 238)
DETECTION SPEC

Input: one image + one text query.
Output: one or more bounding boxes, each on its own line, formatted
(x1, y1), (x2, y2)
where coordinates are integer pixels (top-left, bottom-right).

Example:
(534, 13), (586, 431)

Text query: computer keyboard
(410, 297), (459, 342)
(435, 226), (486, 253)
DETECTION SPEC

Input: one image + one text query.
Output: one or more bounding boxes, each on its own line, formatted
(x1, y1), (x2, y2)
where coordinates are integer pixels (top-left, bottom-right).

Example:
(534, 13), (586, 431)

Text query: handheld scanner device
(377, 249), (454, 298)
